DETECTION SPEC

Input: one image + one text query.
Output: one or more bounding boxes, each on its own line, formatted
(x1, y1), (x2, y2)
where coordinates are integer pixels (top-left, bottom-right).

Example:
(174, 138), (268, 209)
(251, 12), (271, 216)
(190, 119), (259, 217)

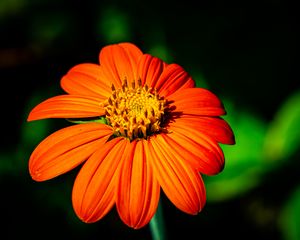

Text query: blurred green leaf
(0, 0), (27, 19)
(98, 6), (131, 43)
(21, 94), (52, 147)
(1, 145), (30, 176)
(0, 153), (15, 175)
(205, 100), (269, 202)
(29, 12), (71, 48)
(22, 119), (52, 147)
(1, 91), (55, 177)
(279, 185), (300, 240)
(264, 90), (300, 162)
(191, 70), (209, 89)
(148, 44), (173, 63)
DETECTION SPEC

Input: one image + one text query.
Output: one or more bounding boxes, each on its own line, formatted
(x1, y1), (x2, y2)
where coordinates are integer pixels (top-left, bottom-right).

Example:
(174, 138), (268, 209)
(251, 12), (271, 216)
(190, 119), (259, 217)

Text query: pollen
(103, 79), (166, 140)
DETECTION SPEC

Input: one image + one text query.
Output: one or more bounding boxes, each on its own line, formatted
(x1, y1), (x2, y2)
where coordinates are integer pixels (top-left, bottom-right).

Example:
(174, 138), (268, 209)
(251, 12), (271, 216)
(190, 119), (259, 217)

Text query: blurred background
(0, 1), (298, 239)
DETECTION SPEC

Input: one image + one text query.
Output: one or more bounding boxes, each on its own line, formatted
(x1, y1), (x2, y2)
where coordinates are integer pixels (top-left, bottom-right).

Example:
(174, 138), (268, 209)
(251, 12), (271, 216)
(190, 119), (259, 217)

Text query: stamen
(151, 108), (155, 117)
(123, 78), (128, 87)
(111, 84), (116, 91)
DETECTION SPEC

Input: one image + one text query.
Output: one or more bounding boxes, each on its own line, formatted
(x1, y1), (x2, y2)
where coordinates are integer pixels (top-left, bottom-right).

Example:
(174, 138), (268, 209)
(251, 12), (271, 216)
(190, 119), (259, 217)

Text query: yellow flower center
(103, 79), (166, 140)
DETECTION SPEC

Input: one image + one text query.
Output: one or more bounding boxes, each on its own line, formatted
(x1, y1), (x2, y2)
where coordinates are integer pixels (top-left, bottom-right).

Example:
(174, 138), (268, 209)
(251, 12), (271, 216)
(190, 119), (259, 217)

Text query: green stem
(149, 200), (167, 240)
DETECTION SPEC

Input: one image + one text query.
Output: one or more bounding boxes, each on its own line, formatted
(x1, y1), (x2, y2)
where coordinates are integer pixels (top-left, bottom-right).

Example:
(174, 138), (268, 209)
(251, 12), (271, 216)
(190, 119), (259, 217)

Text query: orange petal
(99, 43), (143, 88)
(169, 122), (225, 175)
(66, 63), (103, 79)
(137, 54), (166, 87)
(116, 140), (160, 229)
(168, 88), (226, 116)
(148, 135), (206, 215)
(29, 123), (112, 181)
(61, 68), (111, 98)
(156, 63), (195, 97)
(72, 137), (127, 223)
(169, 116), (235, 145)
(27, 95), (105, 121)
(161, 130), (224, 175)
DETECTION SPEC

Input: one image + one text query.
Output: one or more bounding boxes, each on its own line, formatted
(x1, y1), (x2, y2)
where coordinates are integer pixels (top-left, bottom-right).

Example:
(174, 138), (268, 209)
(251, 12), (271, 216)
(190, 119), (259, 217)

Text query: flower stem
(149, 200), (167, 240)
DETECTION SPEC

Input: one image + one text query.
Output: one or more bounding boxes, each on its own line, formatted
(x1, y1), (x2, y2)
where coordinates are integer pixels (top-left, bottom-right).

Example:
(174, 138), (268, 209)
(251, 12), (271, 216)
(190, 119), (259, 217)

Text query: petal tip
(29, 169), (44, 182)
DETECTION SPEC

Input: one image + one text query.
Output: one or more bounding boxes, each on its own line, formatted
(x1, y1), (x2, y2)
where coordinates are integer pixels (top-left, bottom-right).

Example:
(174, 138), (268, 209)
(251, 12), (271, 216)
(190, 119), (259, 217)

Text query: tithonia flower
(27, 42), (235, 229)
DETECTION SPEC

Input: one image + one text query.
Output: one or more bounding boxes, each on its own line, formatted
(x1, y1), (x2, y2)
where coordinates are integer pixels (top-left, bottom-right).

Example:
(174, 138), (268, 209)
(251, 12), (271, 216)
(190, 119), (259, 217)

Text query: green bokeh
(279, 185), (300, 240)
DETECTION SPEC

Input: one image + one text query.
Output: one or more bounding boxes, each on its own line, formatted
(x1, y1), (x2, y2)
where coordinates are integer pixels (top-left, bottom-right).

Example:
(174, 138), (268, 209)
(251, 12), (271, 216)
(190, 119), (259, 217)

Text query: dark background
(1, 1), (299, 239)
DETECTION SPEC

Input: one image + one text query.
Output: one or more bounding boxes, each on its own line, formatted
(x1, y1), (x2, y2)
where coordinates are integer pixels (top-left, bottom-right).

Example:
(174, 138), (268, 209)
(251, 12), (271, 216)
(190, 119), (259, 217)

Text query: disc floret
(103, 79), (166, 140)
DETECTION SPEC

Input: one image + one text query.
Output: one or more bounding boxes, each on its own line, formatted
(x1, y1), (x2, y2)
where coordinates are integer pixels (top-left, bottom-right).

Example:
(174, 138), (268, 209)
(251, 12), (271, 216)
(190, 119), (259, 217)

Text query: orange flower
(27, 42), (235, 229)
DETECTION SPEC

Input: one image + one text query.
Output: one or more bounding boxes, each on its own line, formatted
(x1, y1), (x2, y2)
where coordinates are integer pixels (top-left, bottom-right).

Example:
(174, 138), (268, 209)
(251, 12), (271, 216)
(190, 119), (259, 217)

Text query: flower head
(27, 42), (235, 229)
